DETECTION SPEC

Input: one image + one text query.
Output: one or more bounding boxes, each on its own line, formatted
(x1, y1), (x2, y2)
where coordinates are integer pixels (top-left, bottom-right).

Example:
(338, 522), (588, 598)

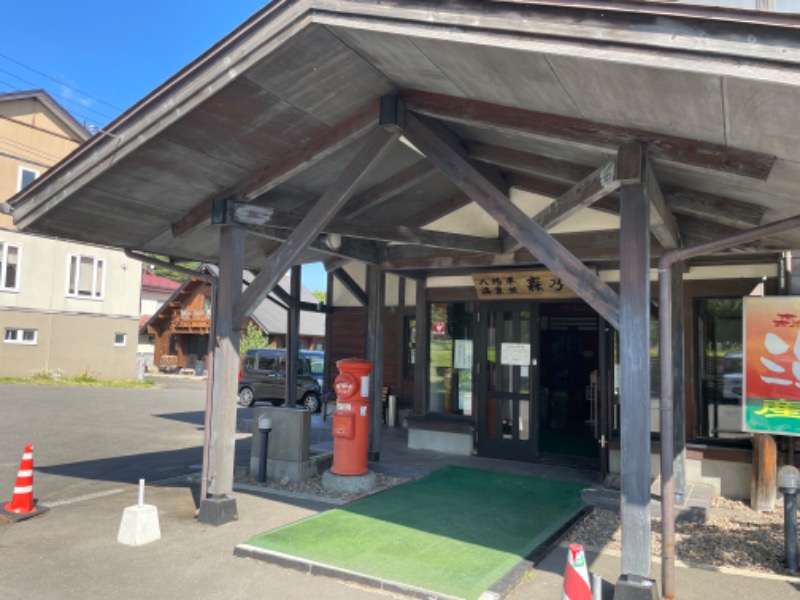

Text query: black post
(785, 492), (798, 572)
(258, 416), (272, 484)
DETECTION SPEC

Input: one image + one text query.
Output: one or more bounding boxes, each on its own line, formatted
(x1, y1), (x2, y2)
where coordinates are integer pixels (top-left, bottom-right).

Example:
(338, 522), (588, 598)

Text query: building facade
(0, 91), (140, 379)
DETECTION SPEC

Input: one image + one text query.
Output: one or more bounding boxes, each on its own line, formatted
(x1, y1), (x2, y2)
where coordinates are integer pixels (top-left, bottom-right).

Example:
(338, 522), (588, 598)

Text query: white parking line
(47, 488), (126, 507)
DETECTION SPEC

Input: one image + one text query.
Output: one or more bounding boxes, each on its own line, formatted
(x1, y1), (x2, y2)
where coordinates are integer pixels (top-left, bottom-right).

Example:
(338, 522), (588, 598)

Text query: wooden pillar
(671, 263), (687, 502)
(414, 277), (428, 415)
(617, 143), (653, 581)
(286, 265), (301, 407)
(752, 434), (778, 510)
(199, 224), (244, 525)
(367, 263), (385, 461)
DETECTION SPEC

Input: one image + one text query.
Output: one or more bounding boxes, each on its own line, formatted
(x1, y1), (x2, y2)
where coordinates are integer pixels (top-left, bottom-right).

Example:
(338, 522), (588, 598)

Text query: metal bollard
(258, 415), (272, 484)
(778, 465), (799, 572)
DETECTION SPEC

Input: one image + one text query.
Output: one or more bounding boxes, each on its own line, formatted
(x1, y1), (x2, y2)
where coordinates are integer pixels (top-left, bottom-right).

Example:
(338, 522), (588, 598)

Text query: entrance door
(475, 304), (538, 460)
(538, 311), (601, 469)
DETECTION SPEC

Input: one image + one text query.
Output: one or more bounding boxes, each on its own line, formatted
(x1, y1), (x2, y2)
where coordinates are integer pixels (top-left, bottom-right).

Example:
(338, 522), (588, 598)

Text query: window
(114, 333), (127, 347)
(1, 242), (21, 291)
(17, 166), (39, 191)
(4, 328), (37, 344)
(67, 254), (105, 299)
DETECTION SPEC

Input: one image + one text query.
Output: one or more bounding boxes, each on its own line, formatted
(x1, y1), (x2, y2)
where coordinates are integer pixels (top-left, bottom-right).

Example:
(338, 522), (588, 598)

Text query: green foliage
(240, 322), (270, 356)
(312, 290), (326, 303)
(146, 253), (200, 283)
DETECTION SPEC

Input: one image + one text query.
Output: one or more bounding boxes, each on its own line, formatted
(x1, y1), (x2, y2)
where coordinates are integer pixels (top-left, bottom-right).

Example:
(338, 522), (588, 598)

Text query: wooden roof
(9, 0), (800, 275)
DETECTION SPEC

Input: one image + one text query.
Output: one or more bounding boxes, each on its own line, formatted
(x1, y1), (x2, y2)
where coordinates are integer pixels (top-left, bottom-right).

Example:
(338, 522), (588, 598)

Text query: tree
(312, 290), (326, 303)
(239, 322), (270, 356)
(145, 253), (200, 283)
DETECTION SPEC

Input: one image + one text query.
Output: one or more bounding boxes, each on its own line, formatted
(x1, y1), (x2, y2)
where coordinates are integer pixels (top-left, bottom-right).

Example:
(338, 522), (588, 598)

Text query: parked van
(238, 348), (323, 411)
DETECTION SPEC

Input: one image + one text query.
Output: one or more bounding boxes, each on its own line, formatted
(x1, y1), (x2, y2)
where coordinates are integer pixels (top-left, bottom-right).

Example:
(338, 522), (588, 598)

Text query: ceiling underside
(11, 0), (800, 276)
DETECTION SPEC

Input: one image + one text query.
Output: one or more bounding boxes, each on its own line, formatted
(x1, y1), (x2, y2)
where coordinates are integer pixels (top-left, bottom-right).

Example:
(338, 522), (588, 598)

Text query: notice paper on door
(501, 343), (531, 366)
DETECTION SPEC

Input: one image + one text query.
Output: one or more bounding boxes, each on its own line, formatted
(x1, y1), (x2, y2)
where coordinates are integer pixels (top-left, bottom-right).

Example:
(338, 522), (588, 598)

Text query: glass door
(475, 303), (538, 460)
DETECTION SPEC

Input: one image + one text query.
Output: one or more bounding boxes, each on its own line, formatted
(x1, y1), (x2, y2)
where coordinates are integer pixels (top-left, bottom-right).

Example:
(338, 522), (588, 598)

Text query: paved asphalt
(1, 378), (798, 600)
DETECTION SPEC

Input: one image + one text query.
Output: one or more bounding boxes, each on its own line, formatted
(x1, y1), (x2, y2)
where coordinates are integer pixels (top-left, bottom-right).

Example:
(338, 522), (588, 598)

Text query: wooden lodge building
(10, 0), (800, 590)
(142, 265), (325, 372)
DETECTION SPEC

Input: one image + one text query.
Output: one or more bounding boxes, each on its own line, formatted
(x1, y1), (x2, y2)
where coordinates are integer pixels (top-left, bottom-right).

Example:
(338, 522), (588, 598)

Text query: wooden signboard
(743, 296), (800, 436)
(472, 269), (586, 300)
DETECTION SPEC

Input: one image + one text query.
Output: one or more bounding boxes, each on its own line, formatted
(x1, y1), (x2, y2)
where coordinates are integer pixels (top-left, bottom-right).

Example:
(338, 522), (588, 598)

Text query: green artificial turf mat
(244, 466), (586, 599)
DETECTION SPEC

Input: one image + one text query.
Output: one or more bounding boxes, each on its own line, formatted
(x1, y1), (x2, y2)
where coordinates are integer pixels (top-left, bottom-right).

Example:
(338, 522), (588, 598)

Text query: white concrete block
(117, 504), (161, 546)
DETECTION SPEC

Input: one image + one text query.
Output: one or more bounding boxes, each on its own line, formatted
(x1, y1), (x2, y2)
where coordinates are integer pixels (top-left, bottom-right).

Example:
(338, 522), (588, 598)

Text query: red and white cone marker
(561, 543), (592, 600)
(1, 443), (49, 522)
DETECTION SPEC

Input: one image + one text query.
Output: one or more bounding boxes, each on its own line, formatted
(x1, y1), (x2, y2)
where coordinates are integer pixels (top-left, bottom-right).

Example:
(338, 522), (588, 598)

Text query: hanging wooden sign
(472, 269), (588, 300)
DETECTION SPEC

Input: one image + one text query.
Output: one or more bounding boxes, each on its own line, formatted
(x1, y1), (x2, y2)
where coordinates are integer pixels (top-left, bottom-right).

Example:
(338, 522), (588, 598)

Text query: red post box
(331, 358), (373, 476)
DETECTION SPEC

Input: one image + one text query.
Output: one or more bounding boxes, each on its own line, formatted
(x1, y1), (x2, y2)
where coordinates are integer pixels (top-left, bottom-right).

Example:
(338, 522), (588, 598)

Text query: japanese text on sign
(471, 270), (584, 300)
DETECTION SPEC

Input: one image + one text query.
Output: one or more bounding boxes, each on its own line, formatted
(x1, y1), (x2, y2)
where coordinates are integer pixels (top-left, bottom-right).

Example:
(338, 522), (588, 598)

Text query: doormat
(236, 466), (587, 599)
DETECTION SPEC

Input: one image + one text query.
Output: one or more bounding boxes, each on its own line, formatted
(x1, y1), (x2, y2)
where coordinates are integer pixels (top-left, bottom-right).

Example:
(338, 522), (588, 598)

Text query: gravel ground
(237, 471), (412, 503)
(567, 497), (799, 577)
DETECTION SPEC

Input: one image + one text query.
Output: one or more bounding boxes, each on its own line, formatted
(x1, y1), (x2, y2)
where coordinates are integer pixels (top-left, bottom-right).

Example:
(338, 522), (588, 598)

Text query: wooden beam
(285, 265), (301, 407)
(403, 191), (472, 228)
(413, 277), (428, 416)
(171, 101), (378, 239)
(232, 128), (398, 328)
(254, 208), (502, 254)
(402, 89), (775, 180)
(205, 225), (244, 501)
(366, 264), (385, 460)
(618, 142), (652, 579)
(395, 107), (621, 329)
(664, 187), (766, 229)
(245, 224), (381, 264)
(341, 159), (438, 219)
(333, 267), (368, 306)
(468, 141), (594, 184)
(504, 160), (621, 253)
(646, 160), (681, 249)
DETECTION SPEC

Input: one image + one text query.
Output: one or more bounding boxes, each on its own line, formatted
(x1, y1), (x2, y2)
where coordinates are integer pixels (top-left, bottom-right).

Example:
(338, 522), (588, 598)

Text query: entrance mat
(236, 466), (587, 599)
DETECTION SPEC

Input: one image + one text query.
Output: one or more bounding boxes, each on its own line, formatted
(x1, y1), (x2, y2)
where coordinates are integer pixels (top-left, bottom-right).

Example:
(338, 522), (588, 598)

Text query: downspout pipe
(125, 248), (218, 505)
(658, 211), (800, 599)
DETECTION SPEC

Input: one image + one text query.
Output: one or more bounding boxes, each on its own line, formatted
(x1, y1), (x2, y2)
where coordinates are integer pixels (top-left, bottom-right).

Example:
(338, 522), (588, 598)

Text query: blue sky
(2, 2), (330, 292)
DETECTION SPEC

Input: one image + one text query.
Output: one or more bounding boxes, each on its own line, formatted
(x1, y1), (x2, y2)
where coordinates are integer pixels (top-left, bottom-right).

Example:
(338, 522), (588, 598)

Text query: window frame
(4, 328), (37, 345)
(0, 241), (22, 292)
(114, 332), (127, 347)
(17, 166), (40, 192)
(66, 254), (105, 300)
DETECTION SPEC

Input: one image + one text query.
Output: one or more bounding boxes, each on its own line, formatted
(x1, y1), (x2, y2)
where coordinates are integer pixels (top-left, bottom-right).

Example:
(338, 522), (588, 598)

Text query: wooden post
(671, 263), (687, 502)
(367, 264), (385, 461)
(198, 224), (244, 526)
(617, 143), (653, 582)
(286, 265), (301, 407)
(414, 278), (427, 416)
(752, 434), (778, 511)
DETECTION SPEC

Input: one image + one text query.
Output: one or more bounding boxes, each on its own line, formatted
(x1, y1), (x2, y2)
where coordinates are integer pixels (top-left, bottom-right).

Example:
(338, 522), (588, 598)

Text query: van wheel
(238, 387), (255, 407)
(302, 392), (320, 413)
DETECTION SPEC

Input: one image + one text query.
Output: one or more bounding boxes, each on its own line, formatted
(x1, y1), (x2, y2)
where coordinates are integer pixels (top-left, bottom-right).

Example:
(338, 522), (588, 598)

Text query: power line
(0, 77), (109, 129)
(0, 135), (66, 163)
(0, 67), (116, 121)
(0, 52), (123, 112)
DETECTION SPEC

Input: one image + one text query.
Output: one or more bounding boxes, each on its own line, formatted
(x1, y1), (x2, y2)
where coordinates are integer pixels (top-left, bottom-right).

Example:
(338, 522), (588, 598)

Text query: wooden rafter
(402, 89), (775, 180)
(390, 103), (621, 328)
(340, 159), (438, 219)
(239, 207), (502, 254)
(232, 128), (398, 328)
(246, 225), (381, 264)
(333, 267), (368, 306)
(646, 161), (681, 249)
(171, 101), (378, 239)
(504, 160), (622, 253)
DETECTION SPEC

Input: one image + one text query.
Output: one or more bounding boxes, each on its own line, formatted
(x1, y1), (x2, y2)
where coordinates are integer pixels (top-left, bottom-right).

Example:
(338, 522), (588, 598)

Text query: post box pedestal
(321, 469), (377, 495)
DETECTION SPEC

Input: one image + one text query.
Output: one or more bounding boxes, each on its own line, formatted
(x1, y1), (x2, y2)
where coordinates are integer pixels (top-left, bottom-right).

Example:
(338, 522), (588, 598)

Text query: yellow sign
(472, 270), (580, 300)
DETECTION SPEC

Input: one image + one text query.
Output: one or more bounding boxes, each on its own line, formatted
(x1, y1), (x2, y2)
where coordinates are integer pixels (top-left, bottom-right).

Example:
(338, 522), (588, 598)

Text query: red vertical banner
(744, 297), (800, 435)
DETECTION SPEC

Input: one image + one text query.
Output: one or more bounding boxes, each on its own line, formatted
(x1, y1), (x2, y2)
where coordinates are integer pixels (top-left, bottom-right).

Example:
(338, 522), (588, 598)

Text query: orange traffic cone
(1, 443), (49, 522)
(561, 543), (592, 600)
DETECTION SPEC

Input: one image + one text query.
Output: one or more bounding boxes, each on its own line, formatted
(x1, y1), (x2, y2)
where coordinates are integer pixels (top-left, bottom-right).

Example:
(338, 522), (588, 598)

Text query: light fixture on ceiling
(324, 233), (342, 251)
